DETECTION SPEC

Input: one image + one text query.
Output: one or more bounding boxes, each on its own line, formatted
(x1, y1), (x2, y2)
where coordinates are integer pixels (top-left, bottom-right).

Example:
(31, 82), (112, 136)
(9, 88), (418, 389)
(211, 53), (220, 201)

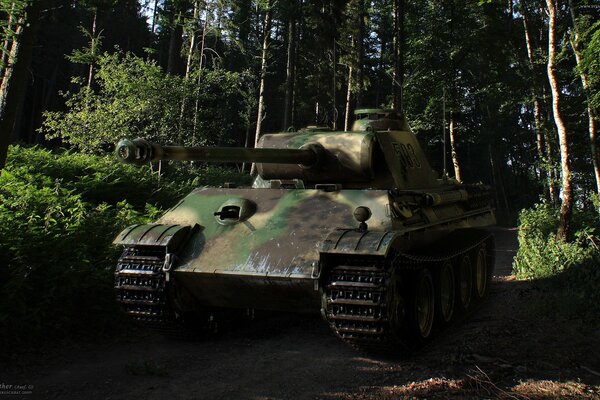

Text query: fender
(113, 223), (196, 252)
(319, 229), (406, 257)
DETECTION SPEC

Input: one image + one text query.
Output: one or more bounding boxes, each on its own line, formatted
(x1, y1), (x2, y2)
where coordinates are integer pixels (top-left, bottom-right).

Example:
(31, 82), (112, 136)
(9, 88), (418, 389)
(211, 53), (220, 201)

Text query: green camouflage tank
(113, 109), (496, 353)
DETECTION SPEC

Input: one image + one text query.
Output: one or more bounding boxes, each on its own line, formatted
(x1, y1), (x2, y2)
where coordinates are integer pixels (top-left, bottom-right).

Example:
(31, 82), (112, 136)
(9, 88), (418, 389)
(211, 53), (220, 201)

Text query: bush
(513, 203), (600, 321)
(42, 51), (254, 152)
(0, 145), (249, 355)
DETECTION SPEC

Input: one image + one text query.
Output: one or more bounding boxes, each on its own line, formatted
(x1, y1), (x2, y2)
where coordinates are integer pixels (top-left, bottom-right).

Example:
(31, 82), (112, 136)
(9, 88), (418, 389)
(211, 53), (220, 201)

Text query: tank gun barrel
(116, 138), (320, 167)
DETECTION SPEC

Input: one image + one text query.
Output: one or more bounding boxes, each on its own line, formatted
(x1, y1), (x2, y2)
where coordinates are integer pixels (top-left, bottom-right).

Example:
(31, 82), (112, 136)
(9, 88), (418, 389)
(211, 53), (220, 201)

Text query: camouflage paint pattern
(113, 109), (496, 312)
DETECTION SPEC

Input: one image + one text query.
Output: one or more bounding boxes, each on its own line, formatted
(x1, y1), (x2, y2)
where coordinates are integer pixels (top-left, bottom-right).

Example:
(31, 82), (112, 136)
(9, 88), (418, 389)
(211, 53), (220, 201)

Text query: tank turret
(112, 108), (496, 356)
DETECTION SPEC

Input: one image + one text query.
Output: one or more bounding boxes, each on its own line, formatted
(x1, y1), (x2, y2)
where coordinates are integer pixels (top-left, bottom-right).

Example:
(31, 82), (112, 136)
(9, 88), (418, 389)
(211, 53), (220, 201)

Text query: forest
(0, 0), (599, 358)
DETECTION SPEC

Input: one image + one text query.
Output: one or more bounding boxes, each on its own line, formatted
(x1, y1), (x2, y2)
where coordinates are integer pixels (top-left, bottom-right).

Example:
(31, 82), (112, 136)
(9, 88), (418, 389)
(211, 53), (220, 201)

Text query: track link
(322, 231), (494, 354)
(114, 246), (189, 336)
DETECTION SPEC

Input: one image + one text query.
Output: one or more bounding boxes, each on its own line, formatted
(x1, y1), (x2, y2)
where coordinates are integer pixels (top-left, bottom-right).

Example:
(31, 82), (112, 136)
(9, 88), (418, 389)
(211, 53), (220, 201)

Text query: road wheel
(414, 268), (435, 339)
(457, 255), (473, 311)
(474, 246), (489, 299)
(436, 262), (455, 323)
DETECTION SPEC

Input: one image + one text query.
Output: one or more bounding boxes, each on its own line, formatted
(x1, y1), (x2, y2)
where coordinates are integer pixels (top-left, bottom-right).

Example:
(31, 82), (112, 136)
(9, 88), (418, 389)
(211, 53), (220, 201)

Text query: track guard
(319, 229), (401, 257)
(113, 223), (195, 252)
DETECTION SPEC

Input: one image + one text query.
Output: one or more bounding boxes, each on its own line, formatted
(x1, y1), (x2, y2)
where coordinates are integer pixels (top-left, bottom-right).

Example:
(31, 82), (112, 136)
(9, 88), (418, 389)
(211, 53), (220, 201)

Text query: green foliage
(42, 51), (253, 152)
(67, 26), (104, 67)
(513, 203), (600, 321)
(0, 145), (248, 354)
(0, 0), (28, 70)
(580, 21), (600, 109)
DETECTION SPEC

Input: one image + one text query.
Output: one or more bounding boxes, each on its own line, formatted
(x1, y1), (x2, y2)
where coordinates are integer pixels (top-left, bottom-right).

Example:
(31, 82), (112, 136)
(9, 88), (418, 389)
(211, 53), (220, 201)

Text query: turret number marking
(392, 142), (422, 169)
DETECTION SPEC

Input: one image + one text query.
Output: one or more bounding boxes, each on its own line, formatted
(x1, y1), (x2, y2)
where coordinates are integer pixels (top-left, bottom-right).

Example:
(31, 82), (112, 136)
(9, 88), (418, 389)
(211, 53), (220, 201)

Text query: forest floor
(3, 228), (600, 400)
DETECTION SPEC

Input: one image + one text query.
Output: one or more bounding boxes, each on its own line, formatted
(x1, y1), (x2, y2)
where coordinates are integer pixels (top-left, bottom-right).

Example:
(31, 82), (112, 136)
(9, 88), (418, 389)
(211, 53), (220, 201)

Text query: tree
(251, 0), (272, 175)
(545, 0), (572, 240)
(392, 0), (404, 111)
(42, 52), (251, 152)
(0, 0), (41, 171)
(282, 0), (298, 131)
(568, 0), (599, 199)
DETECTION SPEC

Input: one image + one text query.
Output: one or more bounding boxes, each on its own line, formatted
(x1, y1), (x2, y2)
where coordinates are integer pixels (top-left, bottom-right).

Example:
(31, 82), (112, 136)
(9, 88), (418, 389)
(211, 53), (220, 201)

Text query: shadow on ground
(3, 228), (599, 400)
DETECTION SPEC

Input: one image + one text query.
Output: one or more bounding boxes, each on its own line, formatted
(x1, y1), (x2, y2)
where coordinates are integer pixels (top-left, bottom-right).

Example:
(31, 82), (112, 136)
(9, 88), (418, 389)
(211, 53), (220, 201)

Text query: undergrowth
(513, 203), (600, 323)
(0, 145), (249, 356)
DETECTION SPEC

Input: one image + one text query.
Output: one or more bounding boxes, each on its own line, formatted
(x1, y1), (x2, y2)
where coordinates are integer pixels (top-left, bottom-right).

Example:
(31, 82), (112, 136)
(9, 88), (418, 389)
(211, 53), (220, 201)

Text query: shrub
(513, 202), (600, 321)
(0, 145), (249, 355)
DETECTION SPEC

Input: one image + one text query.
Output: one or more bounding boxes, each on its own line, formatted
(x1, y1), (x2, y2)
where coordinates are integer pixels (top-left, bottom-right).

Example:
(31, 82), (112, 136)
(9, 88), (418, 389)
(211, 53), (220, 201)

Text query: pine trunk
(522, 5), (549, 196)
(167, 11), (184, 75)
(546, 0), (572, 240)
(355, 0), (365, 108)
(392, 0), (404, 111)
(0, 1), (40, 171)
(282, 14), (296, 131)
(0, 24), (22, 113)
(0, 2), (17, 80)
(251, 1), (272, 175)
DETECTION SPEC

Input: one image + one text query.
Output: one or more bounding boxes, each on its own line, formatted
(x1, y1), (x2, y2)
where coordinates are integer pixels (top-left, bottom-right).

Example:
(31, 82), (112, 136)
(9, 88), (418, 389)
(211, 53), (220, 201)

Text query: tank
(113, 108), (496, 353)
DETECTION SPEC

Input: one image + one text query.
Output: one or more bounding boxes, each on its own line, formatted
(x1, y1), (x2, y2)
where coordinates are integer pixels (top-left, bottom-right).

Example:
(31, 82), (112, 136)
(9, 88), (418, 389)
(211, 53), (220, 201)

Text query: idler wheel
(457, 255), (473, 311)
(474, 246), (488, 299)
(414, 268), (435, 339)
(436, 262), (455, 323)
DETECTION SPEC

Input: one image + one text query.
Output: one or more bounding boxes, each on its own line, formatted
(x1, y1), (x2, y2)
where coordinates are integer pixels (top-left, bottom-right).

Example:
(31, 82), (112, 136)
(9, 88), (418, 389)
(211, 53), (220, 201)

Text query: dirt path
(3, 228), (600, 399)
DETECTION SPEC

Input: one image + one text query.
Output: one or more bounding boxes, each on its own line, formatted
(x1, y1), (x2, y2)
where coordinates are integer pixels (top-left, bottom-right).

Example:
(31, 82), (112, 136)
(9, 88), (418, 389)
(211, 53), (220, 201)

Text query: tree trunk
(522, 4), (549, 196)
(251, 1), (272, 175)
(167, 11), (184, 75)
(185, 1), (200, 79)
(87, 9), (97, 88)
(0, 23), (22, 113)
(355, 0), (365, 108)
(392, 0), (404, 112)
(568, 0), (600, 198)
(192, 10), (210, 144)
(0, 2), (17, 80)
(151, 0), (159, 33)
(344, 62), (353, 132)
(0, 1), (40, 171)
(449, 111), (462, 182)
(282, 13), (296, 131)
(546, 0), (572, 240)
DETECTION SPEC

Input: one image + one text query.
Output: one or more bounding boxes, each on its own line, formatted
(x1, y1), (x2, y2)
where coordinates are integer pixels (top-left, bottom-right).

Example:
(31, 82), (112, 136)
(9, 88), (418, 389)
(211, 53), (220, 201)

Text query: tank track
(322, 230), (493, 354)
(323, 259), (407, 352)
(114, 246), (185, 336)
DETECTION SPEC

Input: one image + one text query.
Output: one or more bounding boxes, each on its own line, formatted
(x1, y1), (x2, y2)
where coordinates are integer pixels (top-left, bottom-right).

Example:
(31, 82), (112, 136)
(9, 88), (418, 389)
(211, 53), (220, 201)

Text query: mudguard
(113, 224), (194, 252)
(319, 229), (401, 257)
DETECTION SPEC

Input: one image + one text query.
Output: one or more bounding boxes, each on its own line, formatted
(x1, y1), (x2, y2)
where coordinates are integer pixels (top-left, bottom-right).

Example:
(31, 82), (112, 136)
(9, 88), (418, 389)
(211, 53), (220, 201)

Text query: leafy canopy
(42, 51), (253, 152)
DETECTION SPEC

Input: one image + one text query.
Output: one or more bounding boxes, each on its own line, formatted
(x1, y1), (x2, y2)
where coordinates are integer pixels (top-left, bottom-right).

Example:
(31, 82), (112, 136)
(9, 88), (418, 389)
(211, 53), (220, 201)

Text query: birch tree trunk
(546, 0), (573, 240)
(185, 1), (200, 79)
(449, 111), (462, 182)
(251, 1), (272, 175)
(344, 63), (353, 132)
(87, 9), (98, 88)
(568, 0), (600, 198)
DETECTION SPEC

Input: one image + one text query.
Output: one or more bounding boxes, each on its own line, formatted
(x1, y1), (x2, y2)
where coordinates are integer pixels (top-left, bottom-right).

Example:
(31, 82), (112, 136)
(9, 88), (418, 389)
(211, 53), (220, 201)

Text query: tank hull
(131, 187), (496, 313)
